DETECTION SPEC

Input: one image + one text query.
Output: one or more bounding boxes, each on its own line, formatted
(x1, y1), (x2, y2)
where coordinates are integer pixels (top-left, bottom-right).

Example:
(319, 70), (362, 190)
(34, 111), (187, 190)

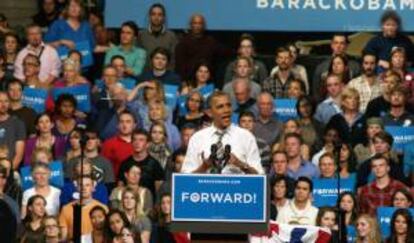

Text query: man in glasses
(14, 24), (61, 85)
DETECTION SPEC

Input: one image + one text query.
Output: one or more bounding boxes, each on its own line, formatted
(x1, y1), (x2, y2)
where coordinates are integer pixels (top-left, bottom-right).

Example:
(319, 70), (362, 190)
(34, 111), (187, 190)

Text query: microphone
(222, 144), (231, 169)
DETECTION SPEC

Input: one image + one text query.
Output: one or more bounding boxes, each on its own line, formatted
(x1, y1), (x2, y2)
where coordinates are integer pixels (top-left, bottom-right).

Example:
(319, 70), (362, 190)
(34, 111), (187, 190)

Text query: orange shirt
(59, 199), (108, 240)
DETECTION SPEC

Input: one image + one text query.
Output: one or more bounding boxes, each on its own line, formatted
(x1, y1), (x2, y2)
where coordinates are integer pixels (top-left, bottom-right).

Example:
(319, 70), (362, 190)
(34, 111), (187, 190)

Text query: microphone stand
(73, 129), (87, 243)
(334, 142), (346, 243)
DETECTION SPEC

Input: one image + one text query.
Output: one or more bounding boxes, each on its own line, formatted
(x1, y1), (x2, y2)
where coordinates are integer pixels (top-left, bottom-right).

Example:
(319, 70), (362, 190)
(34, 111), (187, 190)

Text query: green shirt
(104, 45), (147, 76)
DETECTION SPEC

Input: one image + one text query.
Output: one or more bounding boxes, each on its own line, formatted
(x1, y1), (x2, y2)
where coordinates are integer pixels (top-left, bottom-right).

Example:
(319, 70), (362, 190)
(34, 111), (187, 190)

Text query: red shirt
(101, 135), (133, 178)
(358, 179), (408, 216)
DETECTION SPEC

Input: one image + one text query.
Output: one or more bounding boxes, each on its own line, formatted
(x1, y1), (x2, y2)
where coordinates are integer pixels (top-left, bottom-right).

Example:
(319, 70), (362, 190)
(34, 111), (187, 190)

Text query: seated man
(277, 176), (319, 225)
(358, 154), (408, 215)
(59, 174), (108, 241)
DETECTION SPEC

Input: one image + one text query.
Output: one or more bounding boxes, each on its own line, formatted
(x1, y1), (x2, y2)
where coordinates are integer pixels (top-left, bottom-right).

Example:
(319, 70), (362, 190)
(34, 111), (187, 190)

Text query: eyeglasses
(23, 62), (40, 67)
(45, 224), (59, 229)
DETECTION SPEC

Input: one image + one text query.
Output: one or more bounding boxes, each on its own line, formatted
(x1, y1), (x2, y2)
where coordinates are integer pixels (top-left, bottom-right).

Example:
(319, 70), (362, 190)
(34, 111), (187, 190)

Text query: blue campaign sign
(347, 226), (356, 243)
(273, 99), (298, 122)
(177, 95), (188, 116)
(53, 84), (91, 112)
(385, 126), (414, 152)
(377, 207), (414, 239)
(20, 161), (65, 190)
(312, 178), (356, 207)
(198, 84), (215, 101)
(105, 0), (414, 32)
(172, 173), (267, 222)
(164, 84), (179, 110)
(57, 41), (93, 67)
(22, 87), (48, 113)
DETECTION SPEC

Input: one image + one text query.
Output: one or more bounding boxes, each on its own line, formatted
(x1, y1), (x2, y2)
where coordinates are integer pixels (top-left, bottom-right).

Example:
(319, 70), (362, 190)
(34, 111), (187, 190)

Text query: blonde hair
(143, 80), (165, 103)
(31, 147), (53, 165)
(148, 100), (167, 121)
(120, 187), (145, 218)
(356, 214), (382, 243)
(340, 87), (360, 109)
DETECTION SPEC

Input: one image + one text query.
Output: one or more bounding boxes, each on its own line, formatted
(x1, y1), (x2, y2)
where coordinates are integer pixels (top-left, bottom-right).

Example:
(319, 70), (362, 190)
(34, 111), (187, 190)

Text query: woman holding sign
(45, 0), (95, 61)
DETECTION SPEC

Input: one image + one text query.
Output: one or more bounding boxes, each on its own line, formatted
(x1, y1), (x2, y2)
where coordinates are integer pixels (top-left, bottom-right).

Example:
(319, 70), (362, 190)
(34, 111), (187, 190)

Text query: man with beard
(182, 91), (263, 174)
(261, 46), (298, 98)
(138, 3), (178, 69)
(382, 85), (414, 126)
(14, 24), (61, 85)
(347, 53), (382, 112)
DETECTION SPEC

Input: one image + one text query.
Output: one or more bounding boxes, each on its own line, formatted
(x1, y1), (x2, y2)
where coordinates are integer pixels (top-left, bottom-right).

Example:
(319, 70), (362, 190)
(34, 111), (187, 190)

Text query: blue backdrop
(105, 0), (414, 31)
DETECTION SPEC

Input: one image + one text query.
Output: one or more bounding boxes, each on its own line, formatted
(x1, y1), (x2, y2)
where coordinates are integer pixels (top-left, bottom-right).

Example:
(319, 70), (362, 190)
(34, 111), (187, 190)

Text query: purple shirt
(23, 136), (67, 165)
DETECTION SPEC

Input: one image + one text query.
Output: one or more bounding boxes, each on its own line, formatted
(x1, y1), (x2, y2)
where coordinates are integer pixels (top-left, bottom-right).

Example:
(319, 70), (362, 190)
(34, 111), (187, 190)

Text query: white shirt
(22, 186), (61, 216)
(182, 124), (264, 174)
(276, 200), (319, 226)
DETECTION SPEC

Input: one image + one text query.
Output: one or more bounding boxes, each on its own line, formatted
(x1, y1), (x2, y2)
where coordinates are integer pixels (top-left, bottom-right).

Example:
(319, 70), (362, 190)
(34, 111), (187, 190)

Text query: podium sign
(172, 173), (267, 223)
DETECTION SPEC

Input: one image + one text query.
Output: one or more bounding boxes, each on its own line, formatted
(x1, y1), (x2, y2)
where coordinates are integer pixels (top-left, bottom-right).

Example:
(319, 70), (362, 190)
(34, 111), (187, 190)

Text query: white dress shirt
(182, 124), (264, 174)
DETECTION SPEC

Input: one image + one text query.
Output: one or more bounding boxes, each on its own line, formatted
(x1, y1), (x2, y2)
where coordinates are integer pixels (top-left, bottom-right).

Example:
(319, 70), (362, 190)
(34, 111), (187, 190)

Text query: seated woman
(386, 208), (414, 243)
(23, 113), (66, 166)
(110, 163), (152, 216)
(20, 195), (47, 242)
(337, 192), (358, 227)
(176, 90), (206, 130)
(52, 94), (85, 138)
(148, 122), (172, 169)
(296, 96), (324, 151)
(270, 176), (291, 220)
(355, 214), (382, 243)
(119, 187), (152, 243)
(21, 163), (61, 218)
(326, 87), (366, 148)
(150, 193), (190, 243)
(181, 61), (213, 95)
(147, 100), (181, 151)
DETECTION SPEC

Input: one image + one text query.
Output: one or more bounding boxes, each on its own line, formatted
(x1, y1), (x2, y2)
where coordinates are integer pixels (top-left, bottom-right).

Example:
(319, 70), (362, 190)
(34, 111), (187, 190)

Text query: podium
(171, 173), (269, 242)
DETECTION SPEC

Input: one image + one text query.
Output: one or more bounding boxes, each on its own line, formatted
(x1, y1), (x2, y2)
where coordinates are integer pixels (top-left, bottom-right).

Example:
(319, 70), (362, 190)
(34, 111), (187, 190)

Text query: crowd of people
(0, 0), (414, 242)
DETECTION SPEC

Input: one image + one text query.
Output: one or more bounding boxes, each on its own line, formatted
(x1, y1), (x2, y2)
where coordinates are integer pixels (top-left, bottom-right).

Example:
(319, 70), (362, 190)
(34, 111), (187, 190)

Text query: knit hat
(366, 117), (384, 129)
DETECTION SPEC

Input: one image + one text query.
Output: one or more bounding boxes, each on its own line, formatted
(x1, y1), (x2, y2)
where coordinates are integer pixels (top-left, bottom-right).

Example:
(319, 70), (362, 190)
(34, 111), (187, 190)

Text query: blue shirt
(45, 19), (95, 49)
(287, 160), (320, 180)
(314, 97), (342, 125)
(60, 179), (108, 205)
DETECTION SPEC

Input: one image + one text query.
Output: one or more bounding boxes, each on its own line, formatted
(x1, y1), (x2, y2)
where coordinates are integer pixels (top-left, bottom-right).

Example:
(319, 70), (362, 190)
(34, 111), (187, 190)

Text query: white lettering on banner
(351, 0), (365, 10)
(181, 192), (257, 204)
(400, 0), (414, 9)
(256, 0), (413, 10)
(257, 0), (269, 8)
(319, 0), (331, 9)
(304, 0), (317, 9)
(23, 96), (45, 104)
(76, 95), (88, 101)
(271, 0), (285, 8)
(289, 0), (300, 9)
(380, 216), (391, 224)
(313, 188), (352, 194)
(393, 135), (414, 144)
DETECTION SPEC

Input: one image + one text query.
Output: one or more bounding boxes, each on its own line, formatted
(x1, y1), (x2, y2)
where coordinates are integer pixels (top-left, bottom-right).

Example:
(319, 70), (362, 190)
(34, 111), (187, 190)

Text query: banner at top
(105, 0), (414, 32)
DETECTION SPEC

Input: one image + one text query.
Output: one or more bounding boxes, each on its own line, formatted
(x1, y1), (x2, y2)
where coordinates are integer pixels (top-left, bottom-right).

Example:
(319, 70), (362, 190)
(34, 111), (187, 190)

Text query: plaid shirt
(358, 179), (408, 216)
(347, 75), (382, 113)
(261, 72), (296, 98)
